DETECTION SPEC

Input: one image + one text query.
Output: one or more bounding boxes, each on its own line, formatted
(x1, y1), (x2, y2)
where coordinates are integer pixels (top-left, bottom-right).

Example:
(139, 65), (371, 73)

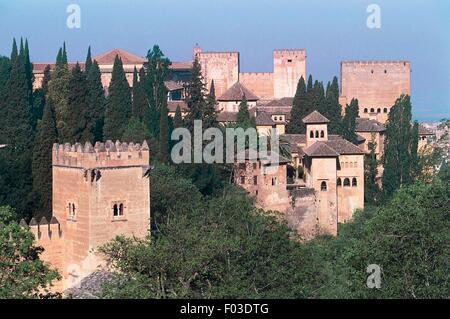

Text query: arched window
(320, 130), (324, 138)
(315, 131), (319, 138)
(119, 203), (124, 215)
(370, 108), (375, 113)
(377, 108), (381, 113)
(320, 181), (327, 191)
(337, 178), (342, 186)
(349, 162), (353, 168)
(352, 178), (357, 186)
(310, 131), (314, 138)
(383, 108), (388, 113)
(364, 108), (368, 113)
(343, 178), (350, 187)
(113, 204), (119, 216)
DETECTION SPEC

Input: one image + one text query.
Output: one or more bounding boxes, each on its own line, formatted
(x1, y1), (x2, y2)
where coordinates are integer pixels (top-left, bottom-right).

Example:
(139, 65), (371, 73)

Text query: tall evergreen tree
(324, 76), (342, 134)
(48, 45), (71, 140)
(10, 38), (18, 62)
(184, 57), (206, 132)
(85, 46), (92, 74)
(287, 76), (309, 134)
(0, 41), (34, 217)
(173, 105), (183, 129)
(203, 80), (218, 129)
(0, 56), (11, 98)
(382, 95), (417, 197)
(364, 134), (380, 203)
(86, 60), (106, 142)
(341, 98), (359, 144)
(62, 42), (68, 65)
(132, 67), (146, 119)
(31, 101), (57, 219)
(104, 56), (132, 140)
(31, 64), (51, 129)
(158, 100), (169, 163)
(236, 94), (255, 129)
(65, 63), (92, 143)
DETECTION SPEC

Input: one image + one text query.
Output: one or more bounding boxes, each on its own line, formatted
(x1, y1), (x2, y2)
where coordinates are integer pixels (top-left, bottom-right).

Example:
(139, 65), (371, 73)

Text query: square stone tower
(273, 49), (306, 98)
(50, 140), (151, 289)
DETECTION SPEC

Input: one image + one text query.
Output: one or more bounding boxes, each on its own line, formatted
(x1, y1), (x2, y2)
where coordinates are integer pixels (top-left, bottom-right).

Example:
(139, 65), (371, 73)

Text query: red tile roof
(218, 82), (259, 101)
(302, 111), (330, 124)
(93, 48), (146, 64)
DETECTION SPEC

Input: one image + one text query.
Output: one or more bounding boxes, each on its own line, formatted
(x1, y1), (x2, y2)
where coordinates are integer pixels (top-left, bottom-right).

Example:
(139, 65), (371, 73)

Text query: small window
(320, 130), (324, 138)
(253, 176), (258, 185)
(371, 70), (374, 74)
(364, 108), (368, 113)
(310, 131), (314, 138)
(384, 69), (387, 74)
(337, 178), (342, 186)
(272, 177), (277, 186)
(315, 131), (319, 138)
(68, 203), (76, 220)
(344, 178), (350, 186)
(383, 108), (388, 113)
(240, 176), (245, 184)
(370, 108), (375, 113)
(377, 108), (381, 113)
(113, 204), (119, 216)
(320, 181), (327, 191)
(352, 177), (357, 186)
(119, 203), (124, 215)
(252, 162), (257, 170)
(287, 59), (292, 63)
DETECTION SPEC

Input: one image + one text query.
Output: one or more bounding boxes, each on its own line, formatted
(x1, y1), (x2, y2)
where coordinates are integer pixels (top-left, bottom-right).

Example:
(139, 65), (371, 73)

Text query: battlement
(199, 51), (239, 58)
(52, 140), (150, 169)
(273, 49), (306, 58)
(240, 72), (273, 77)
(341, 60), (410, 68)
(21, 216), (63, 241)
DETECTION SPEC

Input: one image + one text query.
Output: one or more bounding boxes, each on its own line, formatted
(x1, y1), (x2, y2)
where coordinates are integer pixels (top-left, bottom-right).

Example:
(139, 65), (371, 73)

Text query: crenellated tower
(24, 140), (151, 291)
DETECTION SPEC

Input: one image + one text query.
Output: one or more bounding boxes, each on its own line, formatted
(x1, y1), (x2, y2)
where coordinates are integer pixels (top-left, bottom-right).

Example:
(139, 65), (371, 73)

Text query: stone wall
(239, 72), (274, 99)
(197, 52), (240, 97)
(340, 61), (410, 123)
(273, 50), (306, 98)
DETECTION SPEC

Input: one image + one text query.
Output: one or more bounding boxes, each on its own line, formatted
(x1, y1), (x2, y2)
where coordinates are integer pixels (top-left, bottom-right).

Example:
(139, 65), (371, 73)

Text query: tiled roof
(217, 112), (238, 123)
(302, 111), (330, 124)
(303, 142), (339, 157)
(33, 62), (85, 73)
(256, 112), (275, 126)
(283, 134), (306, 156)
(93, 48), (146, 64)
(164, 80), (184, 91)
(355, 118), (386, 132)
(265, 97), (293, 107)
(218, 82), (259, 101)
(419, 124), (434, 135)
(324, 138), (365, 155)
(167, 101), (188, 113)
(170, 61), (192, 70)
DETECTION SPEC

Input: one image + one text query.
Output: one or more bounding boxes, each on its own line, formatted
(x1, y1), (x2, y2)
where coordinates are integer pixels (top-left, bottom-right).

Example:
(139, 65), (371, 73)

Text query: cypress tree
(324, 76), (342, 134)
(236, 94), (255, 129)
(32, 101), (57, 219)
(158, 100), (169, 163)
(31, 64), (51, 129)
(10, 38), (18, 62)
(24, 39), (33, 95)
(85, 46), (92, 74)
(342, 98), (359, 144)
(287, 76), (307, 133)
(0, 56), (11, 98)
(47, 45), (71, 140)
(62, 42), (68, 65)
(66, 63), (92, 143)
(382, 95), (416, 197)
(364, 134), (380, 203)
(132, 67), (146, 119)
(184, 57), (206, 132)
(87, 60), (106, 142)
(104, 55), (132, 140)
(0, 41), (34, 217)
(203, 80), (218, 129)
(173, 105), (183, 128)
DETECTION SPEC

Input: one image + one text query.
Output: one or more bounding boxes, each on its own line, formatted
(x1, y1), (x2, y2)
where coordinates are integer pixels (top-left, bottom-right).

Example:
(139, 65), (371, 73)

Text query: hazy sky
(0, 0), (448, 120)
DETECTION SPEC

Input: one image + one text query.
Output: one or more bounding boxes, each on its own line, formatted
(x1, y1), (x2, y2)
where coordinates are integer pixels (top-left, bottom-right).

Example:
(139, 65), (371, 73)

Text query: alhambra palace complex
(24, 47), (434, 291)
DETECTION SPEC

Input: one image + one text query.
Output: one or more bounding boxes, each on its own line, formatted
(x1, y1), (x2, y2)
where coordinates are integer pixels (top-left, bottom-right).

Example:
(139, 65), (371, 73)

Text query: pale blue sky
(0, 0), (448, 120)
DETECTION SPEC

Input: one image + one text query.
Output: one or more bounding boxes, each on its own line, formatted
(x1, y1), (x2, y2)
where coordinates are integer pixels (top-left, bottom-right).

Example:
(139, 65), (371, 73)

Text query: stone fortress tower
(194, 46), (306, 100)
(339, 61), (411, 123)
(24, 140), (151, 291)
